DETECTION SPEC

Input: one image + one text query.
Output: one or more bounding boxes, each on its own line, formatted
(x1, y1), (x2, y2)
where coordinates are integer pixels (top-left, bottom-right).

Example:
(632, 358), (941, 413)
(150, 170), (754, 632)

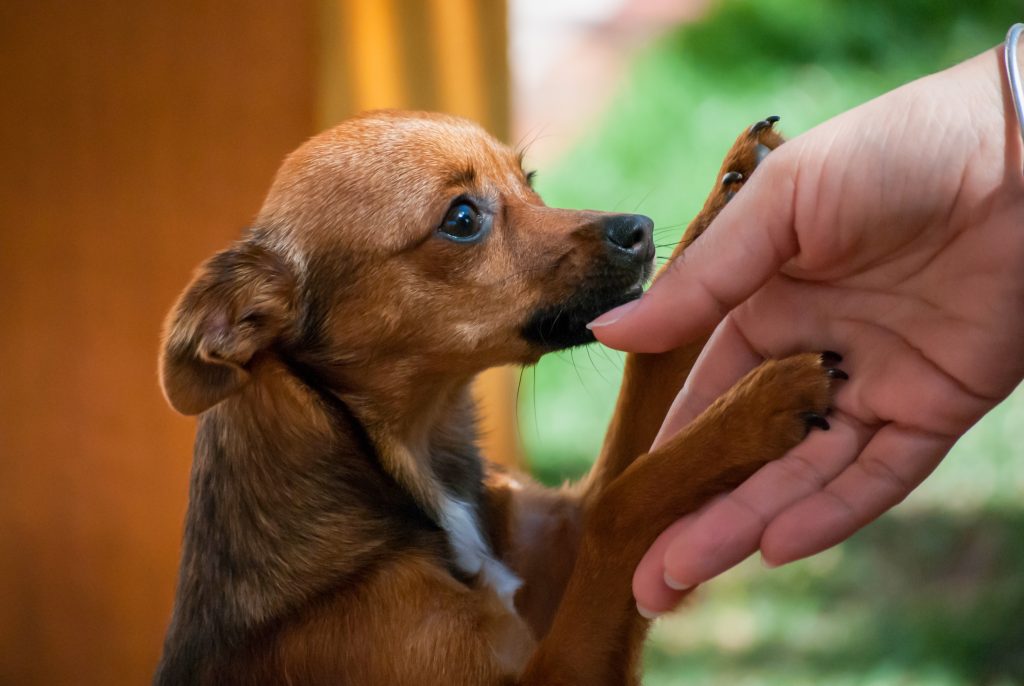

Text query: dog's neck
(299, 354), (523, 609)
(289, 353), (483, 505)
(161, 357), (440, 680)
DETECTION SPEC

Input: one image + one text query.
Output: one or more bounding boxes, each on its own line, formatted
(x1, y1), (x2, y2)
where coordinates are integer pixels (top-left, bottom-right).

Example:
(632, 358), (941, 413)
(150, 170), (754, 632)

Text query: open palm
(590, 47), (1024, 615)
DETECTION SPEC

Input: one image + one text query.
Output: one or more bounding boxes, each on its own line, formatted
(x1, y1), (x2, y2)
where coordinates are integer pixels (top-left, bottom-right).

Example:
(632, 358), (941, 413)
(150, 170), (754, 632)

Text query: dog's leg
(521, 350), (845, 686)
(510, 117), (791, 683)
(500, 118), (789, 644)
(583, 117), (786, 495)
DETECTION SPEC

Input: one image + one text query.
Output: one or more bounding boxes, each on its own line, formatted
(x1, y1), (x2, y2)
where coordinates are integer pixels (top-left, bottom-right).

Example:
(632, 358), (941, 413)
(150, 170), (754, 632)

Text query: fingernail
(663, 573), (692, 591)
(760, 554), (779, 569)
(636, 603), (663, 621)
(586, 299), (640, 329)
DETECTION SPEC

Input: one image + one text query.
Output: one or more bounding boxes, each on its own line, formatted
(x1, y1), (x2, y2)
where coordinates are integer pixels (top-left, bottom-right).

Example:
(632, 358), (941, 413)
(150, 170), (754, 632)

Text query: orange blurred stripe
(343, 0), (406, 111)
(426, 0), (487, 123)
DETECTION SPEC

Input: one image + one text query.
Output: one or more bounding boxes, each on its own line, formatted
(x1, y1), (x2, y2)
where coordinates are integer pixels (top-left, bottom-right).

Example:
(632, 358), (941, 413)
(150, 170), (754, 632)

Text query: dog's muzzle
(521, 213), (655, 350)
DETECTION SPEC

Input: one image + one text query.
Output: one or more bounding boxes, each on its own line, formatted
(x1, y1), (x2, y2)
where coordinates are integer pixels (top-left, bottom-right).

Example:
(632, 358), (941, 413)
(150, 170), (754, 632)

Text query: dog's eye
(438, 202), (484, 242)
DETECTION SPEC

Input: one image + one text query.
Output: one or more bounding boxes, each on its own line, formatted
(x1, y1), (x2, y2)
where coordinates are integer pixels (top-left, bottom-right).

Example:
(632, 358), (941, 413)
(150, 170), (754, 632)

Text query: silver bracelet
(1007, 24), (1024, 149)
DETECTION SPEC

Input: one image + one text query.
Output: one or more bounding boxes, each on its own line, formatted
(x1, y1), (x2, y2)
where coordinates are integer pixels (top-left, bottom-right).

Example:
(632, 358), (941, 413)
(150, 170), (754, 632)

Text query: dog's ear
(159, 242), (296, 415)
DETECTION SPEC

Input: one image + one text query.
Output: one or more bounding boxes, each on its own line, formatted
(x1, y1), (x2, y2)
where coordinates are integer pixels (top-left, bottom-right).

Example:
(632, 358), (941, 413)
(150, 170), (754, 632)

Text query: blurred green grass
(517, 0), (1024, 683)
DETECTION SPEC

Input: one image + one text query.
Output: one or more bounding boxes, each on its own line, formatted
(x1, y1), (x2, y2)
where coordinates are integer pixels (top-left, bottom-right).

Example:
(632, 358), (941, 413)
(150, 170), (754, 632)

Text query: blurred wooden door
(0, 1), (513, 684)
(0, 3), (317, 684)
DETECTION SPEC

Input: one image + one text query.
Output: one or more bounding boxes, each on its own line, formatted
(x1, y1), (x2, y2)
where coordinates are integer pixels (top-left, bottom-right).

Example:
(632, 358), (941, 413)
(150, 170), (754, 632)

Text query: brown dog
(155, 111), (843, 685)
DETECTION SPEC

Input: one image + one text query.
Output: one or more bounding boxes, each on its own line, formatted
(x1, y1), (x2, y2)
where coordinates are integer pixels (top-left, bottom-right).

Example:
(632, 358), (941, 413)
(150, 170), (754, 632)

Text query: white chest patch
(439, 497), (523, 612)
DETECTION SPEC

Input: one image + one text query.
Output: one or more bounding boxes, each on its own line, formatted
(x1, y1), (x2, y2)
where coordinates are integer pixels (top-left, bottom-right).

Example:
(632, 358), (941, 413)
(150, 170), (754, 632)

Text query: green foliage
(662, 0), (1013, 75)
(642, 507), (1024, 685)
(518, 0), (1024, 682)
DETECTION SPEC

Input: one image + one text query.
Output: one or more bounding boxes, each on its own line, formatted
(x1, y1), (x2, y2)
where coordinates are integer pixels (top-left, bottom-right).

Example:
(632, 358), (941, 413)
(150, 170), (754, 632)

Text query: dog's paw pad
(755, 143), (772, 166)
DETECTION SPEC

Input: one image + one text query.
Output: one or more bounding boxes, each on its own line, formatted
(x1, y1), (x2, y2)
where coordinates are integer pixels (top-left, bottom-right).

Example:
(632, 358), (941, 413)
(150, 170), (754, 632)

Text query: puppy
(155, 111), (843, 685)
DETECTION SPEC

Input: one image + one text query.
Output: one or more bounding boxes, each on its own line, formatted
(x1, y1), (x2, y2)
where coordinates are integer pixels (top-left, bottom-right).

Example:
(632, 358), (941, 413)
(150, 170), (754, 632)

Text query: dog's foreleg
(520, 350), (844, 686)
(582, 117), (787, 500)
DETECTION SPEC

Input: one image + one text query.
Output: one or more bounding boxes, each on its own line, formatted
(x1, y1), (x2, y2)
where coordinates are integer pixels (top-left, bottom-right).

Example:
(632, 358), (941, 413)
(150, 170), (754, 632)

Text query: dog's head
(160, 111), (653, 415)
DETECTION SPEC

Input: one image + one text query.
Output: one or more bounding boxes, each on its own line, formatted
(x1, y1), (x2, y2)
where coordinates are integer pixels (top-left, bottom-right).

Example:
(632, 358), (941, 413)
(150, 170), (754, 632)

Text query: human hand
(588, 46), (1024, 616)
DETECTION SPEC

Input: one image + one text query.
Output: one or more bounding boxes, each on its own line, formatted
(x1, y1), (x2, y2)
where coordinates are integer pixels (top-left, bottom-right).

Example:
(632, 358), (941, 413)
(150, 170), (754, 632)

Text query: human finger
(651, 316), (763, 450)
(587, 153), (799, 352)
(632, 515), (698, 618)
(660, 414), (869, 589)
(634, 415), (869, 615)
(760, 424), (955, 566)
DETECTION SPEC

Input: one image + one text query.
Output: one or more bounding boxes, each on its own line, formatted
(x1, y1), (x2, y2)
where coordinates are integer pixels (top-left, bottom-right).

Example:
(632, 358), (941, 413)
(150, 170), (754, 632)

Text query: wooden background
(0, 1), (515, 683)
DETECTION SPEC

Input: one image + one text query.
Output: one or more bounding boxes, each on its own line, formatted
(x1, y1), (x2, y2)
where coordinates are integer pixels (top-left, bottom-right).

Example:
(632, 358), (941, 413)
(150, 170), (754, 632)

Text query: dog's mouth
(520, 261), (653, 351)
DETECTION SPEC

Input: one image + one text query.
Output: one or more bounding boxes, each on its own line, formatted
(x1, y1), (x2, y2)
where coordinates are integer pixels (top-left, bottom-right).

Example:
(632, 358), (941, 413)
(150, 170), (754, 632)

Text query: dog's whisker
(515, 367), (526, 426)
(513, 125), (552, 164)
(569, 348), (586, 390)
(632, 189), (655, 213)
(585, 344), (612, 386)
(531, 364), (539, 442)
(595, 344), (621, 370)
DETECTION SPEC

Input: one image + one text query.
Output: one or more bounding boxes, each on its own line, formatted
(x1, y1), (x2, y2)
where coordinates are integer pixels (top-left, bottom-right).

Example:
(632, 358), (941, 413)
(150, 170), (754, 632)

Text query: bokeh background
(2, 0), (1021, 684)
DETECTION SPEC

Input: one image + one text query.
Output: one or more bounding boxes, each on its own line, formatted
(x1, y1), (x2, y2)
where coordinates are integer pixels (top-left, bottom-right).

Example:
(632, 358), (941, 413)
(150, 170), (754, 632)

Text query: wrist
(937, 40), (1024, 192)
(978, 43), (1022, 167)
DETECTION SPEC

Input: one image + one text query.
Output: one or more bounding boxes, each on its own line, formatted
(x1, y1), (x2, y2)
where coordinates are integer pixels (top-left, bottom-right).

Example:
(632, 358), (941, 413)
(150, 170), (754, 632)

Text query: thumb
(588, 154), (800, 353)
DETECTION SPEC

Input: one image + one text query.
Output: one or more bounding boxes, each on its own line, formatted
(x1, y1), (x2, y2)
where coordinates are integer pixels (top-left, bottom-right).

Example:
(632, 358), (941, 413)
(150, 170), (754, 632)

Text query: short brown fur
(155, 111), (836, 685)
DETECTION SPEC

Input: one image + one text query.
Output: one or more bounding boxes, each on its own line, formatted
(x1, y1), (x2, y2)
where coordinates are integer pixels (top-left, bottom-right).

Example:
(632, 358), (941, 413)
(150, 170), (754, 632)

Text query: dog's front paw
(766, 351), (848, 442)
(718, 351), (848, 458)
(680, 115), (786, 249)
(720, 115), (784, 201)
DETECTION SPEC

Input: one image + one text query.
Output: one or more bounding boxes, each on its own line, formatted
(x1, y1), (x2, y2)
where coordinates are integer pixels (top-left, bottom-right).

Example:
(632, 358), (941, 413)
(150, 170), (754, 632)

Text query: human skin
(588, 43), (1024, 615)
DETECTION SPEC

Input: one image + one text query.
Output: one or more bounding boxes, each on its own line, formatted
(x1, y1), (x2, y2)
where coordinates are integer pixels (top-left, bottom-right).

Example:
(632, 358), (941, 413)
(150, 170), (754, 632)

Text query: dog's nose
(603, 214), (654, 261)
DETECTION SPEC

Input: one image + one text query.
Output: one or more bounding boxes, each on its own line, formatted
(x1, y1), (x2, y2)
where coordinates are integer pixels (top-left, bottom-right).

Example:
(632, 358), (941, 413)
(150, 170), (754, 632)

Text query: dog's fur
(155, 111), (841, 685)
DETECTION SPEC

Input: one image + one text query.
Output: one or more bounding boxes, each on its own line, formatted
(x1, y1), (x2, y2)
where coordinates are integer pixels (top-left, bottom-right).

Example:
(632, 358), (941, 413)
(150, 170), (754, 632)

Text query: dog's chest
(440, 497), (522, 611)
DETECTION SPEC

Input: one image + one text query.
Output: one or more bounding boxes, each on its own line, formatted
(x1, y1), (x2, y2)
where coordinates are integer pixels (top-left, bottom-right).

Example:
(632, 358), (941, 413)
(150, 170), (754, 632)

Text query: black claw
(826, 367), (849, 380)
(722, 171), (744, 186)
(821, 350), (843, 366)
(801, 412), (831, 431)
(750, 115), (781, 136)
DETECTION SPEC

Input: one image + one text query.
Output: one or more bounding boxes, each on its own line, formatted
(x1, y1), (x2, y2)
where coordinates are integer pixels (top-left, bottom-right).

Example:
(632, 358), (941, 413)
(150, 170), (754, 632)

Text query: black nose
(603, 214), (654, 260)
